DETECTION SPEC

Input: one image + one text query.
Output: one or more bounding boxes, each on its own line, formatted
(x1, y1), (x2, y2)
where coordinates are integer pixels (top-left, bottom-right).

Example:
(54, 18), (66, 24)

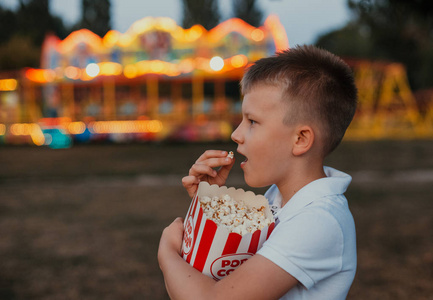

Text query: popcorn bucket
(181, 182), (275, 280)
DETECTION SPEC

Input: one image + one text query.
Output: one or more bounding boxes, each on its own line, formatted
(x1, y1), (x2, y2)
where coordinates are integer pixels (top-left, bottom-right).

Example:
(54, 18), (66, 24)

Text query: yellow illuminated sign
(0, 79), (18, 91)
(90, 120), (163, 134)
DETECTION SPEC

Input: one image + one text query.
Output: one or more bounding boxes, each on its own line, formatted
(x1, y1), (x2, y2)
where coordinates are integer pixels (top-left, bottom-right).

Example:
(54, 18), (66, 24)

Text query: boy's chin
(244, 175), (269, 188)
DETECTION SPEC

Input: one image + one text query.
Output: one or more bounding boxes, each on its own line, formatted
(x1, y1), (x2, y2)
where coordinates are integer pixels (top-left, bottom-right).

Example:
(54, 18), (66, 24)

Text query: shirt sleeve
(257, 208), (344, 289)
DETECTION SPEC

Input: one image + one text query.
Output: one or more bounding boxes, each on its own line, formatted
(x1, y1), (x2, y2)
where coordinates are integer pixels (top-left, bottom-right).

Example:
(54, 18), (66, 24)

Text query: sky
(2, 0), (353, 46)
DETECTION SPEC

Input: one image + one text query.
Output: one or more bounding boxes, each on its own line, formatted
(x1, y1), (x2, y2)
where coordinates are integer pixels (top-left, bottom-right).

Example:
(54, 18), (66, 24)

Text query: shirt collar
(274, 166), (352, 221)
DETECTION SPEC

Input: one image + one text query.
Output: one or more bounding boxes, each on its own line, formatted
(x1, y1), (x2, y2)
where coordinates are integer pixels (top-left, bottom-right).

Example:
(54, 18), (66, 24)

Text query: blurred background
(0, 0), (432, 299)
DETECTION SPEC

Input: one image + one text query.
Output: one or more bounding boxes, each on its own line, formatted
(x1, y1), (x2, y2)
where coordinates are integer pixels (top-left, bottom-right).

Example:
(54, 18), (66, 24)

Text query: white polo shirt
(257, 166), (357, 300)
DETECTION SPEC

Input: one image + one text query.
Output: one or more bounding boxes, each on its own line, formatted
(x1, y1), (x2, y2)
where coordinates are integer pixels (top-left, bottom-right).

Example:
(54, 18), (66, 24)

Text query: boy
(158, 45), (358, 299)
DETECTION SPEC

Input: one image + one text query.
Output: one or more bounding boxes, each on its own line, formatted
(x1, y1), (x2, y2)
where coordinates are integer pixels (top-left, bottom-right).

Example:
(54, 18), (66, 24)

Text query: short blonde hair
(241, 45), (357, 155)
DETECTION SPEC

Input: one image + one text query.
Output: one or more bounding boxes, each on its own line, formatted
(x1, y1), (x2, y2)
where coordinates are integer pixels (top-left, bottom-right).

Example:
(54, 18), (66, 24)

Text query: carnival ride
(0, 15), (431, 148)
(346, 60), (432, 140)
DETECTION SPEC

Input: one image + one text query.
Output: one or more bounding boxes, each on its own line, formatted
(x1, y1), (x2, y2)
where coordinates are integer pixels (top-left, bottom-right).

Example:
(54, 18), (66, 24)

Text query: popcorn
(182, 182), (275, 280)
(199, 194), (272, 235)
(227, 151), (234, 159)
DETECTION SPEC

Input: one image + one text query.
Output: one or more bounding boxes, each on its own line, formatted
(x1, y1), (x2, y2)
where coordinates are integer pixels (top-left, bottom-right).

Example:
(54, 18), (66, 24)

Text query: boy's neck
(277, 163), (326, 207)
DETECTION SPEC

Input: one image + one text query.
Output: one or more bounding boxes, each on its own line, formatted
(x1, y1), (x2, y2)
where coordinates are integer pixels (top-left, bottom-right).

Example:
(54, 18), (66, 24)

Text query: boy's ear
(292, 125), (314, 156)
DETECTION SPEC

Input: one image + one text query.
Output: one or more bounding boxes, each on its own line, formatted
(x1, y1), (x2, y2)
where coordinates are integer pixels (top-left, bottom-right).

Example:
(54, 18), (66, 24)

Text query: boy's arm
(158, 218), (299, 300)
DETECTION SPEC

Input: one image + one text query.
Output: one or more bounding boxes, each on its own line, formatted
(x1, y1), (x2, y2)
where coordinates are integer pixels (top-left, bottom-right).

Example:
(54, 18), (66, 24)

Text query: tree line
(0, 0), (111, 70)
(316, 0), (433, 90)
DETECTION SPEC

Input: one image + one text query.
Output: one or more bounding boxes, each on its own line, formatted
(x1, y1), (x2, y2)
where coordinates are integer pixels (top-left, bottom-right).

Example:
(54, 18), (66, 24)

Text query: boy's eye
(249, 119), (256, 125)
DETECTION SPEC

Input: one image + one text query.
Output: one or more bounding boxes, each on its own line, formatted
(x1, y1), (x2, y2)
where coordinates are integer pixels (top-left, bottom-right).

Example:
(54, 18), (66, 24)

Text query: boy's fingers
(194, 157), (233, 170)
(196, 150), (228, 163)
(189, 164), (217, 177)
(188, 154), (235, 180)
(182, 175), (200, 188)
(217, 157), (235, 179)
(182, 175), (200, 197)
(181, 150), (233, 198)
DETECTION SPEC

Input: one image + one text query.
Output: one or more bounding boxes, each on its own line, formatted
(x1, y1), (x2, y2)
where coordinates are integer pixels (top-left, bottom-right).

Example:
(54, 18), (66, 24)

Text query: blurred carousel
(0, 15), (432, 148)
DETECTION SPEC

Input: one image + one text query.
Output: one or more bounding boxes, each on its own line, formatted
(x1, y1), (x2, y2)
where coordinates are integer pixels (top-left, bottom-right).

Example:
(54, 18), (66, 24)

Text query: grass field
(1, 140), (433, 299)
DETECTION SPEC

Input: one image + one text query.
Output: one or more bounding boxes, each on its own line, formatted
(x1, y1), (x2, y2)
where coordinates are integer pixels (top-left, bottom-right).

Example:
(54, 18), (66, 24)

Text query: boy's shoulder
(258, 168), (357, 294)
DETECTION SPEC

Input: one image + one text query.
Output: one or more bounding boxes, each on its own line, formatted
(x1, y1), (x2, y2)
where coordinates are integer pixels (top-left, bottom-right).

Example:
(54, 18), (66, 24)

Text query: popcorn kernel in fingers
(227, 151), (234, 159)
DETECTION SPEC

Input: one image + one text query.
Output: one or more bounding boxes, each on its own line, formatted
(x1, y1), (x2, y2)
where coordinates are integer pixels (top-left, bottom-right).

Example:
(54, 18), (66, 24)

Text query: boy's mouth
(238, 153), (248, 168)
(240, 158), (248, 170)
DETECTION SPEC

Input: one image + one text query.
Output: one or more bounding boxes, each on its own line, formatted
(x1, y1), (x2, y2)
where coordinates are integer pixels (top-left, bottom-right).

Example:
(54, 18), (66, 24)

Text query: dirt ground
(1, 140), (433, 299)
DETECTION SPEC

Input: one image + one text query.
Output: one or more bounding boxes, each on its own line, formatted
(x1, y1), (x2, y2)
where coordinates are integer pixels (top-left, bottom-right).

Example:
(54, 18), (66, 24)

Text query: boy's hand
(182, 150), (235, 198)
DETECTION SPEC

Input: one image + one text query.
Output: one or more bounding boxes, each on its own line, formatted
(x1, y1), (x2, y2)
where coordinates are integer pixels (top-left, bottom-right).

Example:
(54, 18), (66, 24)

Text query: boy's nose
(231, 124), (243, 144)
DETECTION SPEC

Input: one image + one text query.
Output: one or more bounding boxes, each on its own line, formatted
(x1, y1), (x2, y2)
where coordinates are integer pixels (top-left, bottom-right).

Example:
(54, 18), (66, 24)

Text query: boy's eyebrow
(243, 110), (253, 117)
(243, 109), (260, 117)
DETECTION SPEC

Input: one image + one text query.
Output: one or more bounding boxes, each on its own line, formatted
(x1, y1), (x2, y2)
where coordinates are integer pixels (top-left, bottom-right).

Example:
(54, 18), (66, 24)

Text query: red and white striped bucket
(181, 182), (275, 280)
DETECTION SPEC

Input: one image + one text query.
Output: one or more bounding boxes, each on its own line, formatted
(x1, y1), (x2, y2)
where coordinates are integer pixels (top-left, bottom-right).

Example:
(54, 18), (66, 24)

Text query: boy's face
(231, 84), (296, 188)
